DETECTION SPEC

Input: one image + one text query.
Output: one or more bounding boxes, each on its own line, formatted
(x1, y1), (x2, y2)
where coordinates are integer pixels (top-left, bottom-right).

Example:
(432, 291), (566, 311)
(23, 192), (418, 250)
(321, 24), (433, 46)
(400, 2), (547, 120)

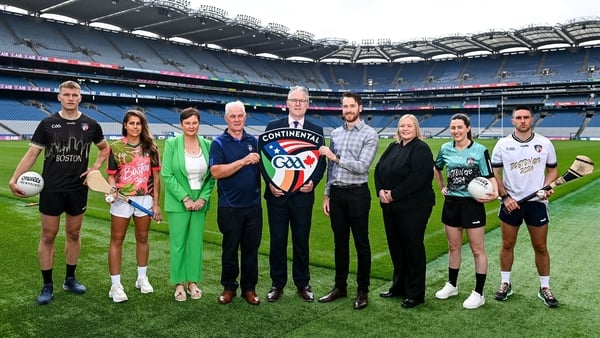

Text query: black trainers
(538, 287), (559, 308)
(37, 283), (54, 305)
(494, 282), (513, 301)
(62, 277), (86, 294)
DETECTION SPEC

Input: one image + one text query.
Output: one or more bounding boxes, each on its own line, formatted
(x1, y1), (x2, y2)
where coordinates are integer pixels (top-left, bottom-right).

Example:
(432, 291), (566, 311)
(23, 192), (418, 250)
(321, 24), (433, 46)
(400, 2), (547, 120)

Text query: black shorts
(39, 189), (89, 216)
(498, 201), (549, 227)
(442, 196), (486, 229)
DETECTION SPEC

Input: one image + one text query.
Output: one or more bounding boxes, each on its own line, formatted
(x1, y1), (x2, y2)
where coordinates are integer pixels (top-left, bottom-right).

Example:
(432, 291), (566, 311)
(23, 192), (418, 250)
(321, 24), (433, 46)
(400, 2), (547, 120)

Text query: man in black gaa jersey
(9, 80), (110, 305)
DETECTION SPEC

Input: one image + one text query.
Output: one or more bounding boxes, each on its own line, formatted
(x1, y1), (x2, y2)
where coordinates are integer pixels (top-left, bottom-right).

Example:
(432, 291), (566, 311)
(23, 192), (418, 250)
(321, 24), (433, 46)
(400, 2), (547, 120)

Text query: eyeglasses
(287, 99), (309, 104)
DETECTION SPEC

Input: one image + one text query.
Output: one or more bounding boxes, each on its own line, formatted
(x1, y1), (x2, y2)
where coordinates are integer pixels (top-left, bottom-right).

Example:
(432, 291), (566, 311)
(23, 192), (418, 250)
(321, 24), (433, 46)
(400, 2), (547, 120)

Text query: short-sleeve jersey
(106, 138), (160, 197)
(30, 112), (105, 192)
(435, 140), (493, 198)
(209, 129), (260, 208)
(491, 133), (557, 201)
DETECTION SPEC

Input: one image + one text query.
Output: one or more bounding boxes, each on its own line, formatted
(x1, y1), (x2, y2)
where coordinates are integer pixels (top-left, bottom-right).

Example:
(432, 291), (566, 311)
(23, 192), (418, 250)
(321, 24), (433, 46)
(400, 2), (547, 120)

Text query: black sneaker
(62, 277), (86, 294)
(37, 283), (54, 305)
(538, 287), (559, 308)
(494, 282), (513, 301)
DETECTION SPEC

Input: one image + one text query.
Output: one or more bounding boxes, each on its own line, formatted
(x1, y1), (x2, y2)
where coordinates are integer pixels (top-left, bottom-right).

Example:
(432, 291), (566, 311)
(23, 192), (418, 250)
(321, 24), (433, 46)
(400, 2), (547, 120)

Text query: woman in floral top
(105, 109), (161, 303)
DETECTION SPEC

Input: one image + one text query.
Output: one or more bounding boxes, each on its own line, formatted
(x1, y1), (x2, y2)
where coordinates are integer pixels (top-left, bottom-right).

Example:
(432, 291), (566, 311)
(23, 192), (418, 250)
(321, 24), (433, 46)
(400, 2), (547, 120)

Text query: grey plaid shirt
(324, 119), (379, 195)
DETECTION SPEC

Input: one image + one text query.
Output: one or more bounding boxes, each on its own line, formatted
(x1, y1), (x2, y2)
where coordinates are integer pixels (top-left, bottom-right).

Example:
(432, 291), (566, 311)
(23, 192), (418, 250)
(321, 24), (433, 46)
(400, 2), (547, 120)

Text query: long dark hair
(122, 109), (159, 166)
(450, 113), (472, 140)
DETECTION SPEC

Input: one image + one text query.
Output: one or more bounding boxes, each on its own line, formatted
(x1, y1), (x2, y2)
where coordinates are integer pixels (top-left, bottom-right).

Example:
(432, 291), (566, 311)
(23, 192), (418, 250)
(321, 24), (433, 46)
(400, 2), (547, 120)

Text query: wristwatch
(500, 193), (510, 200)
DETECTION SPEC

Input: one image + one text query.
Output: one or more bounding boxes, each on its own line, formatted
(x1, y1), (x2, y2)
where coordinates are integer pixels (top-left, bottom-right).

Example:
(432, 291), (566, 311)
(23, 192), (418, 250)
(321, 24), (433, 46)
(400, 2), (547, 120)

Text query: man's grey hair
(287, 86), (309, 99)
(224, 100), (246, 116)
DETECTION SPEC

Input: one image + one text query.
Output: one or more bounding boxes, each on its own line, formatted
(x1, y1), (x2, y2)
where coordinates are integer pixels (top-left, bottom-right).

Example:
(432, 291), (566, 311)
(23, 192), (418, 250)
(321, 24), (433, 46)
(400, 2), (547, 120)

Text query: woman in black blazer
(374, 114), (435, 308)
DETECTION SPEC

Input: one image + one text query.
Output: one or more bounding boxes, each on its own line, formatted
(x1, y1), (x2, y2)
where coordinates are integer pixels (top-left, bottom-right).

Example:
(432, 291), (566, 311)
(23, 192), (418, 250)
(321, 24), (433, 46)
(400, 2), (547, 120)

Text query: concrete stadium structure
(0, 1), (599, 140)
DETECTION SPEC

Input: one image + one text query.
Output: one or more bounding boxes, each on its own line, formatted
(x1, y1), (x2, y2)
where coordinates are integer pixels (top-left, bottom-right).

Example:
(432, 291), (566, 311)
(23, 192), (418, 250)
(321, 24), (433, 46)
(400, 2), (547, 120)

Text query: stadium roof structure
(3, 0), (600, 63)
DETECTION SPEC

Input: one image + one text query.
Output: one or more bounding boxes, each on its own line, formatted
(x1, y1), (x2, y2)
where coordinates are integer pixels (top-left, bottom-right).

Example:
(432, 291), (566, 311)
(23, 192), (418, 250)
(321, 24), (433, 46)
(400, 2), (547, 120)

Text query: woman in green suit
(161, 107), (215, 302)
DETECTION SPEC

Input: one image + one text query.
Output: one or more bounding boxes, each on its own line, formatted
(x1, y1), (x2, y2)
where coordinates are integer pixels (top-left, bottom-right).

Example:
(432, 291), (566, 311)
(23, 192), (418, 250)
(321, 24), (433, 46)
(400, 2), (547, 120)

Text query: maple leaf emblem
(303, 154), (315, 167)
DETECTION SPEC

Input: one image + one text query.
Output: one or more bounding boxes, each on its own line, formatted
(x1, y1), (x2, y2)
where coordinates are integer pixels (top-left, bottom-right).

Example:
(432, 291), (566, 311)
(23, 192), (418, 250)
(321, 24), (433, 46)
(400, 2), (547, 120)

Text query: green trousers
(167, 208), (208, 285)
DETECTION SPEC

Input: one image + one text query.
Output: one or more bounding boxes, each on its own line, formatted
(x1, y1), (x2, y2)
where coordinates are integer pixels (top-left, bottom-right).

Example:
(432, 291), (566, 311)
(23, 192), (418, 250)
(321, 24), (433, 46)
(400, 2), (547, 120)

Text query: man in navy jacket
(263, 86), (326, 303)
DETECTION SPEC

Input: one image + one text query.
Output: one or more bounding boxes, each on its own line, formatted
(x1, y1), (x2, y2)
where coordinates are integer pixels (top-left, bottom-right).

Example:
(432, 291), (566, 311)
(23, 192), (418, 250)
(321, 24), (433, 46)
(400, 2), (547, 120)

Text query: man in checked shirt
(318, 91), (379, 310)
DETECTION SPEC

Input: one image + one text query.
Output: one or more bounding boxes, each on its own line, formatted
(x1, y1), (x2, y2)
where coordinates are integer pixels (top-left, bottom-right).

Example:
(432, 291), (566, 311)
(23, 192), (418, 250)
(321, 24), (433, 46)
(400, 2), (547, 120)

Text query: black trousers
(382, 205), (432, 302)
(329, 184), (371, 293)
(267, 203), (312, 289)
(217, 206), (262, 293)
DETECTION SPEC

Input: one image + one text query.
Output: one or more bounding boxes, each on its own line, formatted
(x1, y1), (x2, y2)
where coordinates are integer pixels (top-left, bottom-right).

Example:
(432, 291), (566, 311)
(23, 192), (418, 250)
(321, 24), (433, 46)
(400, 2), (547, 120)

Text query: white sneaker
(135, 276), (154, 294)
(435, 282), (459, 299)
(463, 290), (485, 309)
(109, 283), (128, 303)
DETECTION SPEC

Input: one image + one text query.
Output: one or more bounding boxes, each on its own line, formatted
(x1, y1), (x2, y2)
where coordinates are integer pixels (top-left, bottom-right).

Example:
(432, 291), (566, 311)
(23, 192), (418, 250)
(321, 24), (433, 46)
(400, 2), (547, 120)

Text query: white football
(467, 177), (493, 200)
(17, 171), (44, 197)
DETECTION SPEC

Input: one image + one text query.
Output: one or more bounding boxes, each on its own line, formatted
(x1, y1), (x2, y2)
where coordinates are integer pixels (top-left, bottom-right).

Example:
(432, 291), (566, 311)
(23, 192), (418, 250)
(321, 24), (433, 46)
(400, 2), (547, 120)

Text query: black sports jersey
(30, 112), (105, 192)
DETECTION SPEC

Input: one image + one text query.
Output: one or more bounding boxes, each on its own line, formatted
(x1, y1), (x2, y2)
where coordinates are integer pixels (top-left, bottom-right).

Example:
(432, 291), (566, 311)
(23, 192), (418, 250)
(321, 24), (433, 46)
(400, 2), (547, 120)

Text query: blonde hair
(396, 114), (424, 141)
(58, 80), (81, 91)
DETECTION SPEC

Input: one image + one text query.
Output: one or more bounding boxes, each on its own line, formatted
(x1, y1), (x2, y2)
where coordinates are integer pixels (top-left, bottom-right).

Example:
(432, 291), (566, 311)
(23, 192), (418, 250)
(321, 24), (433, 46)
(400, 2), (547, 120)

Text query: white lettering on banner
(260, 129), (321, 144)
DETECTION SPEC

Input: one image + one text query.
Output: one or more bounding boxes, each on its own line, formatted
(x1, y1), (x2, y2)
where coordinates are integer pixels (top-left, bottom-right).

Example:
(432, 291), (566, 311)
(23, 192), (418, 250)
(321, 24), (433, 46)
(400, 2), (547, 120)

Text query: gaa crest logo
(259, 128), (323, 193)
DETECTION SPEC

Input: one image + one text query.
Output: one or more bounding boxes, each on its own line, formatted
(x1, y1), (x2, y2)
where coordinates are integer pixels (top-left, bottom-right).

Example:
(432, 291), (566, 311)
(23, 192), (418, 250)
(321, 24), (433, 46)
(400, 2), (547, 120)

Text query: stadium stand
(0, 3), (599, 140)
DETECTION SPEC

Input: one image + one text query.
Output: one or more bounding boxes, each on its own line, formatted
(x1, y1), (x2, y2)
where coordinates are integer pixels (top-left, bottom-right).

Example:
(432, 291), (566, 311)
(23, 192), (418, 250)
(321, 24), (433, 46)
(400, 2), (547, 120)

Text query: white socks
(111, 274), (121, 286)
(501, 272), (551, 288)
(500, 271), (511, 284)
(111, 266), (148, 286)
(539, 275), (550, 288)
(137, 266), (147, 280)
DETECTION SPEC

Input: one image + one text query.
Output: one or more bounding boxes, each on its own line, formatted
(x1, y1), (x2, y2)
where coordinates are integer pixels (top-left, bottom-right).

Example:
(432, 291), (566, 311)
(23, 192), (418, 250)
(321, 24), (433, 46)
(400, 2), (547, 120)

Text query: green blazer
(161, 135), (215, 213)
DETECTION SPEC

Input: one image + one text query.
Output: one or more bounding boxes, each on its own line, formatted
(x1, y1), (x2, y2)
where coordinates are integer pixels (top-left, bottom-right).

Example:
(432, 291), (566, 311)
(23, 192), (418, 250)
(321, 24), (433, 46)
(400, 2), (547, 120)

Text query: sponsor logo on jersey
(258, 128), (322, 193)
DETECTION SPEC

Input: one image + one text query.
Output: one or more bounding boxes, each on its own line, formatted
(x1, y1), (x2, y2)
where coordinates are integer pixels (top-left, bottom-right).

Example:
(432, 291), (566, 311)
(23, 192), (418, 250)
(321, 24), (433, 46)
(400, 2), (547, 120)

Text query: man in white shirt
(491, 105), (559, 308)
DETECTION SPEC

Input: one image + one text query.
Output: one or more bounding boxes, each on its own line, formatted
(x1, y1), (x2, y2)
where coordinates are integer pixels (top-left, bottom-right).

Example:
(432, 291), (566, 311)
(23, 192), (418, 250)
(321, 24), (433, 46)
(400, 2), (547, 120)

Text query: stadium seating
(0, 12), (598, 139)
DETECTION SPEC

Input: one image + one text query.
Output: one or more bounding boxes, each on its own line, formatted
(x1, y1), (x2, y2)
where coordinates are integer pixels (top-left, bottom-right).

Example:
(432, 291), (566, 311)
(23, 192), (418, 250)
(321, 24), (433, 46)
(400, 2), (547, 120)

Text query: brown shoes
(218, 290), (236, 304)
(219, 290), (260, 305)
(297, 286), (314, 302)
(242, 290), (260, 305)
(318, 287), (347, 303)
(267, 287), (283, 302)
(353, 292), (368, 310)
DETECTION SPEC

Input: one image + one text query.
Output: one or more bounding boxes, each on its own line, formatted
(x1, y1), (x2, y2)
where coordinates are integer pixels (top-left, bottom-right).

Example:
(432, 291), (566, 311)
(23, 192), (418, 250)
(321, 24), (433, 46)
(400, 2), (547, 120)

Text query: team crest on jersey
(466, 157), (475, 166)
(81, 123), (89, 131)
(259, 127), (323, 193)
(534, 144), (542, 153)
